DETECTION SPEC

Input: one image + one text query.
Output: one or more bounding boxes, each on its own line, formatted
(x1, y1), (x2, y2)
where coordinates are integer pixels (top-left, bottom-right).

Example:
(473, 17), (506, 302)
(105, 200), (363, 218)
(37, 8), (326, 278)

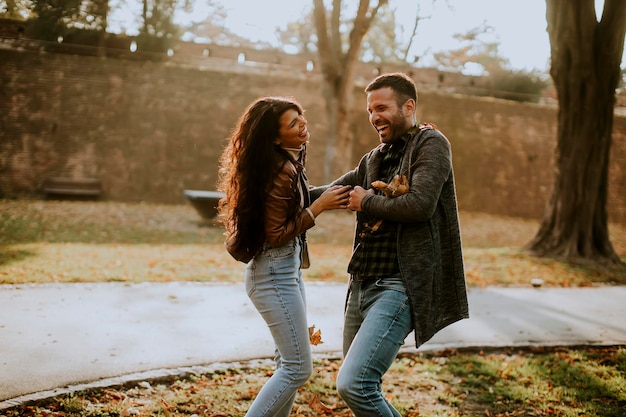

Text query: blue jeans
(337, 276), (413, 417)
(244, 238), (312, 417)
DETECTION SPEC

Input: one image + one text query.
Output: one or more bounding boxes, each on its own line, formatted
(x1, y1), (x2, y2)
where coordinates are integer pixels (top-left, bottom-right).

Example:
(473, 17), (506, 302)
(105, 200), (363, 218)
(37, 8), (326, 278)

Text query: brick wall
(1, 47), (625, 224)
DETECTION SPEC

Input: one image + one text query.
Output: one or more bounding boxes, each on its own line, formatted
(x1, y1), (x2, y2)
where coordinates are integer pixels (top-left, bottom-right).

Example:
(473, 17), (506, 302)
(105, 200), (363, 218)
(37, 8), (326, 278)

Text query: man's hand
(348, 186), (374, 212)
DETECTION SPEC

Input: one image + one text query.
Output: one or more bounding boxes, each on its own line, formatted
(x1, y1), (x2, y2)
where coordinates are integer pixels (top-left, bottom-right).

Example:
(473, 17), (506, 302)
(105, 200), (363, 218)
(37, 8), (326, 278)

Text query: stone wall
(1, 47), (625, 224)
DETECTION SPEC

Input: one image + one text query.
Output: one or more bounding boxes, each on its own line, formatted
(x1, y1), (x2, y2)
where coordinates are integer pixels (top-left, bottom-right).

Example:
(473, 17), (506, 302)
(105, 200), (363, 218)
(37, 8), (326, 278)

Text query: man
(330, 72), (469, 416)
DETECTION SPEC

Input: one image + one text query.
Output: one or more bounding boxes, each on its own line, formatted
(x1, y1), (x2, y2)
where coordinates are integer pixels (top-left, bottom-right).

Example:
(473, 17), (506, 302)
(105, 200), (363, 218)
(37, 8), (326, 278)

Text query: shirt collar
(281, 143), (307, 165)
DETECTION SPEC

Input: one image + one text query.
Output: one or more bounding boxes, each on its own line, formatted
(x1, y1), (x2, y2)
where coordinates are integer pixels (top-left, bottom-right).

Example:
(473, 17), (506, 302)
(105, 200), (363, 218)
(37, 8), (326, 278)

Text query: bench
(183, 189), (225, 220)
(41, 177), (102, 199)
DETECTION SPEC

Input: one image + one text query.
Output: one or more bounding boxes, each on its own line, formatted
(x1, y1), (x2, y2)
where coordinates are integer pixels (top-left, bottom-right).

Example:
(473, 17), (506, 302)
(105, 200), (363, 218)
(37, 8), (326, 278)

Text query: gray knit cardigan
(323, 125), (469, 348)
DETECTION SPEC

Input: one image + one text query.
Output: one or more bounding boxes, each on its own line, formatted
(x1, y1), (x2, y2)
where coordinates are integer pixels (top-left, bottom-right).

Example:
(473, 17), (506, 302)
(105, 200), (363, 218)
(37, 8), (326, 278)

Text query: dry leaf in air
(308, 325), (324, 345)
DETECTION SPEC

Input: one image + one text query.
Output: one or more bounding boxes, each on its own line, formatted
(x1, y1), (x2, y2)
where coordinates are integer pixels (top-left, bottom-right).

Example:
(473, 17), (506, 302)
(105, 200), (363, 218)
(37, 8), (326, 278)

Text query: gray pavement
(1, 282), (626, 409)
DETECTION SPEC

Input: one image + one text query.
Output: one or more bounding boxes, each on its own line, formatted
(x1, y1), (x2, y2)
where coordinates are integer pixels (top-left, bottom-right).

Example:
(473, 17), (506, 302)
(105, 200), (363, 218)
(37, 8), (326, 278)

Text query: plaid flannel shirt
(348, 126), (418, 277)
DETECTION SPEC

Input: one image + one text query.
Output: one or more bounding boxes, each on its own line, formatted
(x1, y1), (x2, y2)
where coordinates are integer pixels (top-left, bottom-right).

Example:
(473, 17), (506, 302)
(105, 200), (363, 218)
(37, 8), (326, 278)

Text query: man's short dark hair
(365, 72), (417, 108)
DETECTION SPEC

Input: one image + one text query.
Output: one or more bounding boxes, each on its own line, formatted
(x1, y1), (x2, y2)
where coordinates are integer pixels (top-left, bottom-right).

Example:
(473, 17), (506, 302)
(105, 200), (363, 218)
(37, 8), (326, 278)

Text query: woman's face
(276, 108), (309, 148)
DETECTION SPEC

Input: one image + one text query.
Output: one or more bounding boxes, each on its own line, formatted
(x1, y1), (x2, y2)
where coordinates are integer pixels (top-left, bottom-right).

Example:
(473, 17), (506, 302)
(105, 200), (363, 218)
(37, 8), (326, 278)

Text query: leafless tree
(313, 0), (388, 181)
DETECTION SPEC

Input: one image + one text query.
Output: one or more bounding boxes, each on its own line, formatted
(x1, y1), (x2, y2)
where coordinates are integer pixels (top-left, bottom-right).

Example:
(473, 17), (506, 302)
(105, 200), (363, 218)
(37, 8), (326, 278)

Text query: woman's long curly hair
(217, 97), (304, 253)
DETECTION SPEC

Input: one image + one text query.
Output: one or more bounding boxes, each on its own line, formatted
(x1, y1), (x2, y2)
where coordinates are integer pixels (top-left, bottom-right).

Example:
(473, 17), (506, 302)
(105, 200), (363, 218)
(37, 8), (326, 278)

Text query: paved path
(1, 282), (625, 409)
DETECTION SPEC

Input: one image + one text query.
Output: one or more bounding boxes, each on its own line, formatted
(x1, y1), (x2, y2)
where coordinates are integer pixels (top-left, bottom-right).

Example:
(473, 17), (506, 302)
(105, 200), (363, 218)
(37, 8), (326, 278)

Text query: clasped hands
(314, 185), (374, 215)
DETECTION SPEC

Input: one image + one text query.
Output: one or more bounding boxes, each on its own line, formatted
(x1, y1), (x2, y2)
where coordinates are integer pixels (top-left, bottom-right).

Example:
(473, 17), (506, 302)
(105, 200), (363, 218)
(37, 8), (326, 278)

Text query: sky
(180, 0), (551, 72)
(109, 0), (617, 73)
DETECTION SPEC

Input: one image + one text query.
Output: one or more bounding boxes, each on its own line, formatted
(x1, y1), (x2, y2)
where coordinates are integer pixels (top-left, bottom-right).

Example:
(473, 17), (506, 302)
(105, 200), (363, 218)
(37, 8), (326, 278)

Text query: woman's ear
(274, 138), (281, 145)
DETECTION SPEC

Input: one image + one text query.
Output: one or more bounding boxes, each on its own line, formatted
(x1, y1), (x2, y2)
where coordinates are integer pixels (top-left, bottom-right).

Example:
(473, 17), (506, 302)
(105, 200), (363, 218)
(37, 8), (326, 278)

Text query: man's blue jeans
(244, 238), (312, 417)
(337, 276), (413, 417)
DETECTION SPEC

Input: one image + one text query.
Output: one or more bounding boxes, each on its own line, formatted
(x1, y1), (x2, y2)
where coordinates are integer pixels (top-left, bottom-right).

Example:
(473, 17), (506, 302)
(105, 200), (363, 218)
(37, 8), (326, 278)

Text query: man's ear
(403, 99), (416, 117)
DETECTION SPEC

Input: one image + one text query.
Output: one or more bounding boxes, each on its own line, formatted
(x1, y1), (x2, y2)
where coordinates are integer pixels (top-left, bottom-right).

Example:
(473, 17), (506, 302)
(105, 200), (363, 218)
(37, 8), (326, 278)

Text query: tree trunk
(320, 69), (356, 181)
(97, 0), (109, 57)
(528, 0), (625, 265)
(314, 0), (387, 182)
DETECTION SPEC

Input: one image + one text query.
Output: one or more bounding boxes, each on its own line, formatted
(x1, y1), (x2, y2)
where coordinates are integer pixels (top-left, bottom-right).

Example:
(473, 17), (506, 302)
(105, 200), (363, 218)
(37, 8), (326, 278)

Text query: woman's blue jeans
(337, 276), (413, 417)
(244, 238), (312, 417)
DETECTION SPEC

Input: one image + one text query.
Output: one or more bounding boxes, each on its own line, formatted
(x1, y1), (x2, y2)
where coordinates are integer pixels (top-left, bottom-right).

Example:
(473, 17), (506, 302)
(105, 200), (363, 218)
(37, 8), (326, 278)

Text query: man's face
(366, 87), (412, 144)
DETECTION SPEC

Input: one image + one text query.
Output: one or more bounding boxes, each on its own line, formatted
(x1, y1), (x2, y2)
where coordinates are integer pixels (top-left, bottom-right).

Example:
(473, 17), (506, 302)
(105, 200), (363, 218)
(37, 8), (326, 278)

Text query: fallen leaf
(308, 395), (334, 414)
(103, 389), (126, 400)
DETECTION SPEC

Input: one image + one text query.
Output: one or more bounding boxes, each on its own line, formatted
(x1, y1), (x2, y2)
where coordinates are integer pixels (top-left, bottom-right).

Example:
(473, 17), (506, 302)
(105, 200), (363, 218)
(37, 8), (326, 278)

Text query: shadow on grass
(0, 247), (37, 264)
(0, 220), (222, 246)
(440, 346), (626, 416)
(464, 247), (626, 286)
(0, 246), (38, 271)
(558, 257), (626, 285)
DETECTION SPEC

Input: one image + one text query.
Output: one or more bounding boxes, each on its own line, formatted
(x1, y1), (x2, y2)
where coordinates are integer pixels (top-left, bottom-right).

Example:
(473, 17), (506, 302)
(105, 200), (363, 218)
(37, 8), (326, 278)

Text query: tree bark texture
(529, 0), (625, 265)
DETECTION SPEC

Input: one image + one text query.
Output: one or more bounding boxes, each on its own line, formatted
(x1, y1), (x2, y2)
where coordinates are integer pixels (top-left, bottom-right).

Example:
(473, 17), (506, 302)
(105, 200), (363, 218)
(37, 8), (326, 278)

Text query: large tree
(313, 0), (388, 181)
(24, 0), (109, 45)
(528, 0), (625, 265)
(1, 0), (31, 19)
(30, 0), (81, 41)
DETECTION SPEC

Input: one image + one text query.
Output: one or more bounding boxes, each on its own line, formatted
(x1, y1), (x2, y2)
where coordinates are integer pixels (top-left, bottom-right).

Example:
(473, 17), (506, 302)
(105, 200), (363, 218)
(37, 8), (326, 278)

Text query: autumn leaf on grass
(103, 389), (126, 400)
(308, 325), (324, 345)
(161, 398), (172, 417)
(308, 395), (334, 414)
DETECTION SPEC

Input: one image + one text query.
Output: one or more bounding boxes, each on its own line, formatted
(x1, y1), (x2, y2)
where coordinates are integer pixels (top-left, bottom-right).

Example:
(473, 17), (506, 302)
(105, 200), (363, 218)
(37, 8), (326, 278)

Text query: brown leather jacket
(264, 157), (315, 248)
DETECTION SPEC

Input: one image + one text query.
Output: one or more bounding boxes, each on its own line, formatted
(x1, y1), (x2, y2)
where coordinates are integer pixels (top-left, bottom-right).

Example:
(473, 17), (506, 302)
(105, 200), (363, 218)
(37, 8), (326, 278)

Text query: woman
(217, 96), (350, 417)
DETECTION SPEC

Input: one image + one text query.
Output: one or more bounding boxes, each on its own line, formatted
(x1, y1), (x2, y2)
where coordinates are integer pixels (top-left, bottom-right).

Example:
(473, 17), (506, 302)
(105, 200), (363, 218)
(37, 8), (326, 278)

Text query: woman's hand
(309, 185), (351, 217)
